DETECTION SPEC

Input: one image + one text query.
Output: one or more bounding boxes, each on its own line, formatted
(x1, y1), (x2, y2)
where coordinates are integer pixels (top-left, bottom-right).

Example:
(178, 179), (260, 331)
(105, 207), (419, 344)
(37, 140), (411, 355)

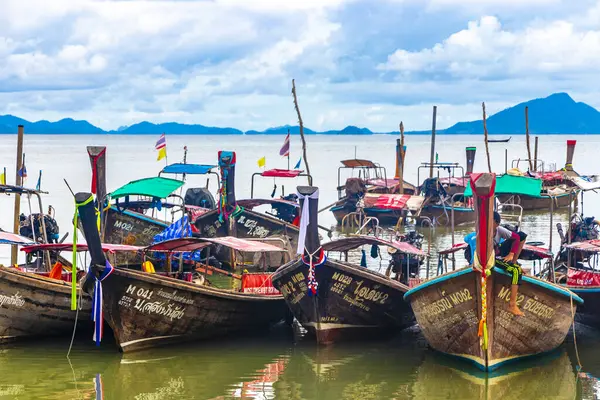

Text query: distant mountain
(443, 93), (600, 134)
(1, 92), (600, 134)
(115, 121), (243, 135)
(0, 115), (103, 134)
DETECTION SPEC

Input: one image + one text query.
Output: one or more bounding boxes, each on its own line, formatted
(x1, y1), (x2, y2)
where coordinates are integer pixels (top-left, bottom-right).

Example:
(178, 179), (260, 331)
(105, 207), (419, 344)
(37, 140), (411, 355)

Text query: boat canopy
(464, 174), (542, 198)
(21, 243), (142, 254)
(363, 193), (425, 211)
(0, 231), (34, 246)
(563, 240), (600, 253)
(144, 236), (286, 253)
(438, 242), (552, 259)
(160, 163), (216, 175)
(110, 177), (184, 200)
(322, 235), (425, 257)
(261, 169), (304, 178)
(568, 175), (600, 191)
(341, 159), (377, 168)
(0, 184), (48, 196)
(237, 198), (299, 209)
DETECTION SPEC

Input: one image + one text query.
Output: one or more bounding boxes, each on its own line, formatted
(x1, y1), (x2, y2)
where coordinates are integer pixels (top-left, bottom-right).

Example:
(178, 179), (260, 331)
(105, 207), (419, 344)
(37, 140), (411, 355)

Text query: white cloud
(380, 15), (600, 78)
(1, 0), (600, 132)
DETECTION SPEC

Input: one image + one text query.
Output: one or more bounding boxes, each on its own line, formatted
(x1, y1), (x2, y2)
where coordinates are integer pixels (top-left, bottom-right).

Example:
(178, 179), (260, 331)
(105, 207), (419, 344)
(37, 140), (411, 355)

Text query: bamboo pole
(482, 103), (492, 173)
(11, 125), (24, 265)
(291, 79), (311, 177)
(534, 136), (539, 171)
(398, 122), (405, 194)
(525, 106), (533, 171)
(429, 106), (437, 178)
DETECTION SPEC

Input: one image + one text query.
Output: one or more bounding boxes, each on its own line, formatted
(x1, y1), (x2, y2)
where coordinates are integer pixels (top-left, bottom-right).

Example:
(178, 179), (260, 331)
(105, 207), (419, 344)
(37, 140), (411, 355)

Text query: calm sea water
(1, 134), (600, 399)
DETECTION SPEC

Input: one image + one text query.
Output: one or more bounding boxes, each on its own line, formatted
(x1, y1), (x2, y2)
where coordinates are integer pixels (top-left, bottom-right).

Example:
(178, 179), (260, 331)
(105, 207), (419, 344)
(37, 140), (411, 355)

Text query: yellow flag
(157, 147), (167, 161)
(0, 170), (5, 185)
(257, 156), (266, 168)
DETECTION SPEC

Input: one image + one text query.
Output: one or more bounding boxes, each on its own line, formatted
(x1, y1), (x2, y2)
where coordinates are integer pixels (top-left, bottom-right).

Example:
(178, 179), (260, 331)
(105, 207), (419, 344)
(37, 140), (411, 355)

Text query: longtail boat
(496, 140), (579, 210)
(103, 152), (299, 267)
(192, 151), (300, 266)
(404, 172), (582, 371)
(0, 184), (91, 342)
(417, 159), (475, 226)
(0, 185), (140, 343)
(551, 175), (600, 329)
(330, 153), (418, 225)
(272, 186), (423, 345)
(78, 191), (289, 352)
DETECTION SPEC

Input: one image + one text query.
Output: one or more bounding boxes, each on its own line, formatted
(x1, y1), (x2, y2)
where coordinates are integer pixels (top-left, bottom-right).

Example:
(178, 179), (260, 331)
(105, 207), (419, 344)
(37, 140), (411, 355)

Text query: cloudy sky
(1, 0), (599, 132)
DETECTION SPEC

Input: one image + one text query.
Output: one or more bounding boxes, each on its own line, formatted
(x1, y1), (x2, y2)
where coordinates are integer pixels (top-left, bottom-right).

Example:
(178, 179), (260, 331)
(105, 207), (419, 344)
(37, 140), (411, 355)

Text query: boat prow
(405, 265), (581, 371)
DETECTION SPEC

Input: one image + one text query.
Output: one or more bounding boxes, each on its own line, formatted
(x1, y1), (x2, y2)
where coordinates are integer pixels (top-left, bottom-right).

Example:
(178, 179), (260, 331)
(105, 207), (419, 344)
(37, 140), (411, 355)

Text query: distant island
(1, 92), (598, 135)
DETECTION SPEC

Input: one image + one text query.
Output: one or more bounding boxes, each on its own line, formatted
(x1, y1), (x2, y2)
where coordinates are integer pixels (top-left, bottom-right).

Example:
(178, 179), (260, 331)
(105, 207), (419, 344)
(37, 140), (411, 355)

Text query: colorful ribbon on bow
(92, 260), (114, 346)
(296, 189), (319, 255)
(302, 248), (326, 296)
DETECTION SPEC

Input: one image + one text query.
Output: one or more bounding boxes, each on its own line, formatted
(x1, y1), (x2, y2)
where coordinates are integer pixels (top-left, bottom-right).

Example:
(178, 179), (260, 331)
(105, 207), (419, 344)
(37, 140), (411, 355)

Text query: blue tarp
(161, 163), (216, 175)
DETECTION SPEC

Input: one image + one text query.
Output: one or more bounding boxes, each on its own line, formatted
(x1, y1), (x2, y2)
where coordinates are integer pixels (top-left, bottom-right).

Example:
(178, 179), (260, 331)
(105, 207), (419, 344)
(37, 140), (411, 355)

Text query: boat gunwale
(92, 265), (284, 302)
(404, 266), (583, 304)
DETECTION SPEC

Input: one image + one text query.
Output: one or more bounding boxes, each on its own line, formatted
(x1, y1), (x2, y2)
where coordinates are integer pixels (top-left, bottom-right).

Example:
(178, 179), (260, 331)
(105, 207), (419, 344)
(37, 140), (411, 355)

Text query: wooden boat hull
(497, 193), (573, 211)
(104, 207), (298, 266)
(405, 266), (580, 371)
(565, 286), (600, 329)
(0, 266), (91, 341)
(420, 205), (475, 225)
(331, 205), (405, 225)
(103, 208), (168, 246)
(271, 258), (414, 345)
(84, 266), (288, 352)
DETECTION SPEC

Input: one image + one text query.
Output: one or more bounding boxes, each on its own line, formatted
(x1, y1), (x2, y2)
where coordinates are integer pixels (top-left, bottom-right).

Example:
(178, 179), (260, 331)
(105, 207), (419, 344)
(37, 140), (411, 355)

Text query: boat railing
(511, 158), (545, 172)
(498, 203), (523, 230)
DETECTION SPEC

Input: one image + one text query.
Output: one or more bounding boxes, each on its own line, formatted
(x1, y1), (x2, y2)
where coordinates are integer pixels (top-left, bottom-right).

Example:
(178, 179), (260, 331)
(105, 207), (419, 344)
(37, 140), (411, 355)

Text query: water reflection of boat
(411, 349), (576, 400)
(102, 337), (290, 399)
(273, 334), (424, 399)
(0, 341), (118, 399)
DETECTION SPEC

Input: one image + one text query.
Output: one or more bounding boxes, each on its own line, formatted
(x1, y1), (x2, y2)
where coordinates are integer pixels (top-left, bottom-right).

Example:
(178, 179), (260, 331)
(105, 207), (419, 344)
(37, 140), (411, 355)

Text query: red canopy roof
(0, 231), (34, 246)
(438, 242), (551, 259)
(564, 240), (600, 253)
(144, 237), (286, 253)
(21, 243), (142, 254)
(322, 235), (425, 257)
(261, 169), (304, 178)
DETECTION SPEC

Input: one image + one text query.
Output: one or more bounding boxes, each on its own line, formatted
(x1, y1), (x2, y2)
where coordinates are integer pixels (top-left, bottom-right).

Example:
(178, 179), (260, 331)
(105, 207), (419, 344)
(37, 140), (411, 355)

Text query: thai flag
(279, 132), (290, 157)
(155, 133), (166, 150)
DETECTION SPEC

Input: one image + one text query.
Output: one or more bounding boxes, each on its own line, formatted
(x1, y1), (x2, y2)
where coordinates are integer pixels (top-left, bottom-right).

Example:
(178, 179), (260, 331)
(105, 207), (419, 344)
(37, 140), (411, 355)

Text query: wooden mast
(525, 106), (533, 171)
(292, 79), (311, 177)
(396, 122), (405, 194)
(482, 103), (492, 173)
(11, 125), (24, 266)
(429, 106), (437, 178)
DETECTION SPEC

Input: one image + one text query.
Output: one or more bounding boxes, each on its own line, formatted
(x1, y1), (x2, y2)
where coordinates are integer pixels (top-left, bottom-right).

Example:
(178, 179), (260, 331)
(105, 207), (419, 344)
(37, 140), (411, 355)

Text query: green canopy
(464, 174), (542, 198)
(110, 177), (184, 199)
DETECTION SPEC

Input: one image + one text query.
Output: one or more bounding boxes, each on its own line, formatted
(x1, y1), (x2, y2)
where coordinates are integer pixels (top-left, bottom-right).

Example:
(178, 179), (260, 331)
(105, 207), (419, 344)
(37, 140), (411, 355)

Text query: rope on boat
(66, 282), (83, 358)
(570, 293), (583, 371)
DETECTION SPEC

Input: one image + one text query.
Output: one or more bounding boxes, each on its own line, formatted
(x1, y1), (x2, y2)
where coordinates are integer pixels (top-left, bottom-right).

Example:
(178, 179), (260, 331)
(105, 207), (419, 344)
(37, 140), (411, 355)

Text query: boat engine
(19, 213), (60, 243)
(184, 187), (216, 210)
(342, 178), (367, 211)
(271, 193), (298, 224)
